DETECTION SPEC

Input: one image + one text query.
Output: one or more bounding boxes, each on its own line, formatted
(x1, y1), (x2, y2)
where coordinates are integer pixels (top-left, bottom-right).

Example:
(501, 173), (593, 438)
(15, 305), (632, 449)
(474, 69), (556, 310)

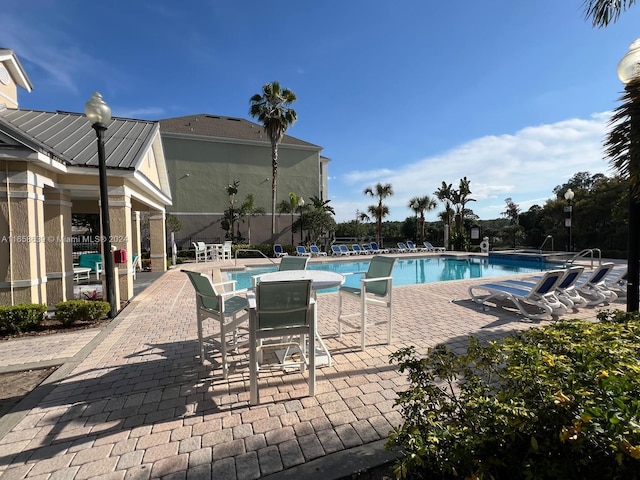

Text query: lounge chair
(469, 269), (568, 321)
(351, 244), (367, 255)
(273, 244), (289, 257)
(340, 244), (355, 256)
(501, 266), (587, 309)
(406, 241), (425, 252)
(331, 245), (349, 256)
(575, 262), (618, 305)
(424, 241), (446, 252)
(249, 279), (316, 405)
(396, 242), (409, 253)
(369, 241), (389, 254)
(182, 270), (250, 378)
(605, 267), (628, 295)
(296, 245), (312, 257)
(338, 256), (397, 351)
(361, 244), (373, 254)
(309, 245), (327, 257)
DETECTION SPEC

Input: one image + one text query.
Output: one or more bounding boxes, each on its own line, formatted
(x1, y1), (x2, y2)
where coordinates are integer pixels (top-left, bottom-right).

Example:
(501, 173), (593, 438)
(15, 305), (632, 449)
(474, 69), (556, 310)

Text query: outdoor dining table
(206, 243), (223, 261)
(250, 269), (345, 367)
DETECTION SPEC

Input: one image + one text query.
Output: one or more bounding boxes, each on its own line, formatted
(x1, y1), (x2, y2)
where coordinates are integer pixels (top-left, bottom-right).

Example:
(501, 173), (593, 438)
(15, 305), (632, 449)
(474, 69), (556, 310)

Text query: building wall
(163, 135), (321, 245)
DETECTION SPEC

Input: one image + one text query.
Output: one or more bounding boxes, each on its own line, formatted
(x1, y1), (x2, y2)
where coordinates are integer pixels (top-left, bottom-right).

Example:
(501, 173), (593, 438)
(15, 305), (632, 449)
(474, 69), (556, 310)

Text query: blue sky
(3, 1), (640, 222)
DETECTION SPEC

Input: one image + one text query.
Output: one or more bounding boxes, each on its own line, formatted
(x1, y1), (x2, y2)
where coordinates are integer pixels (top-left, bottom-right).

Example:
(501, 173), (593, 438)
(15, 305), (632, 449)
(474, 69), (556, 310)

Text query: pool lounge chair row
(469, 262), (622, 321)
(330, 242), (390, 256)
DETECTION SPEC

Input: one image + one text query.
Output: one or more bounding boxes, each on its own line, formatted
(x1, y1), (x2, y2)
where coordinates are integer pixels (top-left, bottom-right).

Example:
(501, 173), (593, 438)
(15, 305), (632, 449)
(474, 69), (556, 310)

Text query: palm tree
(409, 195), (437, 243)
(452, 176), (475, 234)
(583, 0), (636, 27)
(309, 195), (336, 215)
(435, 182), (454, 245)
(239, 193), (265, 244)
(364, 183), (393, 245)
(276, 192), (302, 246)
(249, 81), (298, 235)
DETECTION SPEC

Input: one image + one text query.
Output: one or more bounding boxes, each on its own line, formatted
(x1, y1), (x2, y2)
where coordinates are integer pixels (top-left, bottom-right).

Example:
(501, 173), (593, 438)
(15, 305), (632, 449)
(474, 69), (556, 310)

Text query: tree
(502, 198), (523, 248)
(308, 195), (335, 215)
(249, 81), (297, 235)
(222, 181), (241, 241)
(277, 192), (302, 246)
(449, 177), (475, 250)
(239, 193), (265, 244)
(409, 195), (437, 244)
(435, 182), (454, 246)
(364, 183), (393, 245)
(583, 0), (636, 27)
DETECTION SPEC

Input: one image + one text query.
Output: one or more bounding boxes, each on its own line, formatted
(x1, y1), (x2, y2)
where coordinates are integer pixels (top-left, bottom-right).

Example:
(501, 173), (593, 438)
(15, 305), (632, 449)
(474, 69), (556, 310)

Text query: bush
(55, 300), (110, 326)
(0, 303), (46, 333)
(388, 311), (640, 480)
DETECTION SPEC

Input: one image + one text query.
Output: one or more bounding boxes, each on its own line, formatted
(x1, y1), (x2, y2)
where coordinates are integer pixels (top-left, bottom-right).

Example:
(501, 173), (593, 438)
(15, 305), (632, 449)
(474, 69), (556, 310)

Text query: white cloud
(334, 113), (613, 222)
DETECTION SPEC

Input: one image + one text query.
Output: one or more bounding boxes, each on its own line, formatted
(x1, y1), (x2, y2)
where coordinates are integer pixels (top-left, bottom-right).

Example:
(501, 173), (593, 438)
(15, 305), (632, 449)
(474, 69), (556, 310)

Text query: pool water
(225, 256), (555, 293)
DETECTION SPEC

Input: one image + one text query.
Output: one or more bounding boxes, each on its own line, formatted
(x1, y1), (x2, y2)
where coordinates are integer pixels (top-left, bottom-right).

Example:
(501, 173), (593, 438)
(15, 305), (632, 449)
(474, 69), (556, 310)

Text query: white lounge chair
(296, 245), (312, 257)
(369, 242), (389, 254)
(424, 241), (446, 252)
(273, 244), (288, 257)
(469, 269), (568, 321)
(575, 262), (618, 305)
(309, 245), (327, 256)
(500, 266), (587, 310)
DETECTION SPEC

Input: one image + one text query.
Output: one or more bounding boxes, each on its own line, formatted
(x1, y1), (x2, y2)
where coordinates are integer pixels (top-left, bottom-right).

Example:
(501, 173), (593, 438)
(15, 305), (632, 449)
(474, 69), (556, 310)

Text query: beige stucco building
(0, 49), (172, 309)
(159, 114), (329, 248)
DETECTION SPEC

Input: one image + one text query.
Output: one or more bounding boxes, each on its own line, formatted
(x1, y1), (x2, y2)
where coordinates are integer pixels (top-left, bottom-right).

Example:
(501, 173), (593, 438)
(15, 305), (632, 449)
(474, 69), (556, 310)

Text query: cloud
(334, 113), (613, 222)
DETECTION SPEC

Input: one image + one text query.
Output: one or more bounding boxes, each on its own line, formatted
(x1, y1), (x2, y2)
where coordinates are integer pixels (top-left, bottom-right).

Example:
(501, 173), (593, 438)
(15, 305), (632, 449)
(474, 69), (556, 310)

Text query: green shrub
(0, 303), (46, 333)
(388, 312), (640, 480)
(55, 300), (110, 326)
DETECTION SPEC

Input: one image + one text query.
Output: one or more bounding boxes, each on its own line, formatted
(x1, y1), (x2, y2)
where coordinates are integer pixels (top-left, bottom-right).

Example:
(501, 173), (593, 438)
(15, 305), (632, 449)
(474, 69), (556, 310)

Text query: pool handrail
(234, 249), (277, 267)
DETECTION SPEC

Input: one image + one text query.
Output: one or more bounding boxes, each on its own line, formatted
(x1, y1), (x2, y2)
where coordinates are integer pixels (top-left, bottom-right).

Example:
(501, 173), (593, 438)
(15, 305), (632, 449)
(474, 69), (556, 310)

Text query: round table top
(256, 270), (345, 290)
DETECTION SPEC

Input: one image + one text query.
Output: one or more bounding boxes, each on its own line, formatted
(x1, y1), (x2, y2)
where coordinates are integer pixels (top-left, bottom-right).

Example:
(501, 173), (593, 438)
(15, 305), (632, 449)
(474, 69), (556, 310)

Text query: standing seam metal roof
(0, 107), (158, 169)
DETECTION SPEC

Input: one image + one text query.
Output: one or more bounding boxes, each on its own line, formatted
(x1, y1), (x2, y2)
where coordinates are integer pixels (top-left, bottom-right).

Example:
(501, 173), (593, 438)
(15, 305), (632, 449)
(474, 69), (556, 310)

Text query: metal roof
(0, 107), (158, 169)
(159, 114), (320, 149)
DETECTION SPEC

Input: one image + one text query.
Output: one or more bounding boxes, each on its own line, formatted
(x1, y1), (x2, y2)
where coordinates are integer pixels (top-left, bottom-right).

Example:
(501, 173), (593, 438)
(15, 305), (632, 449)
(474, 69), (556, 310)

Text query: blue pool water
(225, 256), (556, 293)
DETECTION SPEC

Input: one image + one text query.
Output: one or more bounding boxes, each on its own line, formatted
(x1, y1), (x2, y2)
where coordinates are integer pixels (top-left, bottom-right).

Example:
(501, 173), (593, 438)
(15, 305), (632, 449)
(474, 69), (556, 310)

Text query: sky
(3, 1), (640, 223)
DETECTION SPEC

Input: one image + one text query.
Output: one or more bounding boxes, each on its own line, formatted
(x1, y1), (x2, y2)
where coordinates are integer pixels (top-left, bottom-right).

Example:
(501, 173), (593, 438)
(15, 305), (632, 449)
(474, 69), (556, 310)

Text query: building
(159, 114), (329, 247)
(0, 49), (171, 308)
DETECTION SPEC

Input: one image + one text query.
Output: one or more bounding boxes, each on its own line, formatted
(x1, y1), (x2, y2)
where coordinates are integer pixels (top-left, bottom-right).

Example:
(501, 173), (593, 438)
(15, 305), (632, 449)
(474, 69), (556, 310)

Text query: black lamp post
(618, 39), (640, 312)
(412, 200), (419, 244)
(298, 197), (305, 245)
(564, 188), (574, 252)
(85, 92), (116, 318)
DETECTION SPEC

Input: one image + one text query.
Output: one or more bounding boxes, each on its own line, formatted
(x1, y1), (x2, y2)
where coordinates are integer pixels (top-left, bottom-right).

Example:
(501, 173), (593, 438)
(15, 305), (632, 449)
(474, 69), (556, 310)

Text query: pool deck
(0, 253), (627, 480)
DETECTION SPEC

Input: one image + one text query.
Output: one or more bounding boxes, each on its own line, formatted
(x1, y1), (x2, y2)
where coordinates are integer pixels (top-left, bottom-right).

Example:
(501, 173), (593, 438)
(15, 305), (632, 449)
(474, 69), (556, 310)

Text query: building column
(0, 166), (47, 305)
(149, 211), (167, 272)
(104, 189), (134, 302)
(44, 189), (73, 305)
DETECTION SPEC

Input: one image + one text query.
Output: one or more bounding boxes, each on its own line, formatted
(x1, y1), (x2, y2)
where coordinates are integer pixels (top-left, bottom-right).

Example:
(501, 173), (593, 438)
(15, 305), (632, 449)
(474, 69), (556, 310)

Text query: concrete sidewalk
(0, 258), (623, 479)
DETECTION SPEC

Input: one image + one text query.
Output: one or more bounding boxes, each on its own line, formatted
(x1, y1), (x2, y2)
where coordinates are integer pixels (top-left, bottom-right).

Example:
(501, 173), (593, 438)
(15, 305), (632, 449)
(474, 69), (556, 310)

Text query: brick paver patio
(0, 255), (625, 479)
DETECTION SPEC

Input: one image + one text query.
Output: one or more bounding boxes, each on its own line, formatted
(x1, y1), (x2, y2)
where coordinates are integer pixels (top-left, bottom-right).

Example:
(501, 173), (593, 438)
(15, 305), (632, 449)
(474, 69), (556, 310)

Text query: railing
(538, 235), (553, 252)
(234, 249), (276, 267)
(565, 248), (602, 269)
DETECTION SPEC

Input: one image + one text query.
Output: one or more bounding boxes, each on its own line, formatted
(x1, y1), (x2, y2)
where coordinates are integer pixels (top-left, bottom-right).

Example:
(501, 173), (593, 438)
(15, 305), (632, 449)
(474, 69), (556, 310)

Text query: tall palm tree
(583, 0), (635, 27)
(364, 183), (393, 245)
(409, 195), (437, 243)
(435, 181), (454, 229)
(249, 81), (297, 234)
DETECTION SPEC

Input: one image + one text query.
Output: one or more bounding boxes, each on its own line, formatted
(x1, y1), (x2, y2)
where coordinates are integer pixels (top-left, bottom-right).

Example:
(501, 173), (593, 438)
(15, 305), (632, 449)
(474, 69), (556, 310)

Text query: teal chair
(337, 256), (397, 351)
(182, 270), (249, 378)
(279, 256), (309, 271)
(249, 279), (316, 405)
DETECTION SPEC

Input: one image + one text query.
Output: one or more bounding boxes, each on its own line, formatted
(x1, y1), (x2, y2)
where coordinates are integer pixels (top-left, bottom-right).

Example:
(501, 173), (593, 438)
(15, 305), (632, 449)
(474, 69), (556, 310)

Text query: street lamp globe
(564, 188), (574, 202)
(617, 38), (640, 85)
(85, 92), (112, 126)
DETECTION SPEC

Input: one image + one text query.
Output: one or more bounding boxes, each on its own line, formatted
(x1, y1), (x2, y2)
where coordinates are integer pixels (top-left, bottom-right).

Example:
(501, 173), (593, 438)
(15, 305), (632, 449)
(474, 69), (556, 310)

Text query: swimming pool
(224, 256), (556, 293)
